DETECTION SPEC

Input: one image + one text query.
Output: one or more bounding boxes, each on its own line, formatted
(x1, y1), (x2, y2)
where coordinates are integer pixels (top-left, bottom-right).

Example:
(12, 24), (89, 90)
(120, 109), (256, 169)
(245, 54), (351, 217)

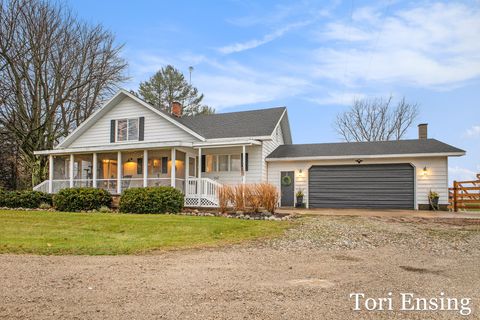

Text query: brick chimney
(171, 101), (182, 117)
(418, 123), (428, 140)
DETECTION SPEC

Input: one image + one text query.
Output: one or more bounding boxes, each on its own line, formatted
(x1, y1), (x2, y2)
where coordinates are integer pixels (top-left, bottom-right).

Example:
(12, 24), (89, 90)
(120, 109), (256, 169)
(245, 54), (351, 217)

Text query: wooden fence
(448, 174), (480, 212)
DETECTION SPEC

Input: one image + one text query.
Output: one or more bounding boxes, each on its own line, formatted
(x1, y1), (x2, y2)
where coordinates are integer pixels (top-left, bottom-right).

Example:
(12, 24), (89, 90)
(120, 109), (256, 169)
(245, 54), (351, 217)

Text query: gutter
(266, 152), (466, 162)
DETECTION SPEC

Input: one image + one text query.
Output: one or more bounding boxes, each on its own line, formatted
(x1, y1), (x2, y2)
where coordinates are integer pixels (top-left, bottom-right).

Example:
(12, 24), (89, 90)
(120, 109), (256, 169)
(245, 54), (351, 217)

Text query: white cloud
(313, 2), (480, 88)
(218, 21), (311, 54)
(306, 91), (367, 106)
(465, 125), (480, 138)
(449, 166), (478, 181)
(197, 72), (309, 109)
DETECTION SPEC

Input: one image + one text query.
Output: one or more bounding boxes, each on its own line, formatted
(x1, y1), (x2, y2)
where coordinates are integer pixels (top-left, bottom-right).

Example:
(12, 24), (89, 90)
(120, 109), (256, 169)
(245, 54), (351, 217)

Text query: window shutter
(110, 120), (116, 142)
(201, 155), (206, 173)
(161, 157), (168, 174)
(139, 117), (145, 141)
(241, 153), (249, 171)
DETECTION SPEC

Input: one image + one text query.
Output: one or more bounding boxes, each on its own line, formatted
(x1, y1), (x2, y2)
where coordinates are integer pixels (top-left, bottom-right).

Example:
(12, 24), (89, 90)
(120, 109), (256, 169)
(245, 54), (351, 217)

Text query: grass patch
(0, 210), (291, 255)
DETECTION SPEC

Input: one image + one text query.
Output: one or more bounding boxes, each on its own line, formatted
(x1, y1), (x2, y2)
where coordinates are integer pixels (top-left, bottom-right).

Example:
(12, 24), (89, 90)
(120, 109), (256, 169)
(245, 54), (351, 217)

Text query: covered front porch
(34, 142), (255, 207)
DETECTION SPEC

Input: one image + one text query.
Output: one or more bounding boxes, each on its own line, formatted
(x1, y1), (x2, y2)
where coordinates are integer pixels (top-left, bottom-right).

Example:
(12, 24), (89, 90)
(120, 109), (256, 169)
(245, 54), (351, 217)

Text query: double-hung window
(116, 118), (139, 142)
(201, 153), (248, 173)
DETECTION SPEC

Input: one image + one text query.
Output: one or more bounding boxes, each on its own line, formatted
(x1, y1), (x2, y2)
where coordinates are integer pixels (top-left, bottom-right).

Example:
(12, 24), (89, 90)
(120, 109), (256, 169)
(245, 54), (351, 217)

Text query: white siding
(267, 156), (449, 209)
(201, 146), (262, 185)
(69, 97), (199, 148)
(261, 124), (285, 182)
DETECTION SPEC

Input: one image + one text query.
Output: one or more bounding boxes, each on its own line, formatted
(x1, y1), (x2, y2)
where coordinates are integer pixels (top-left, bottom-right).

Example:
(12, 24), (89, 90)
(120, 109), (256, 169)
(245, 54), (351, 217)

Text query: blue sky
(68, 0), (479, 182)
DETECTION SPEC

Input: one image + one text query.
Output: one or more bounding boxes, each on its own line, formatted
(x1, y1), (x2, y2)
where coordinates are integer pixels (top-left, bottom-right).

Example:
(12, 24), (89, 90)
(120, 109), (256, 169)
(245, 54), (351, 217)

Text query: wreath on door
(281, 175), (292, 186)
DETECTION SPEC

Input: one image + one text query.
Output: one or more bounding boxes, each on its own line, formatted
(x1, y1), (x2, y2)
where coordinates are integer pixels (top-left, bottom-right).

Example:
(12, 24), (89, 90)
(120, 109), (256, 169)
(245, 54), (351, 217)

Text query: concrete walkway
(277, 207), (480, 219)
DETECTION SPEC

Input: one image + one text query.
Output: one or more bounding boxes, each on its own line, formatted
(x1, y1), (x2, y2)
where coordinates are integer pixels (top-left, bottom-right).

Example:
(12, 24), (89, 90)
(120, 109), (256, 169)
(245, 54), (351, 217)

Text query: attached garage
(308, 164), (414, 209)
(266, 137), (466, 210)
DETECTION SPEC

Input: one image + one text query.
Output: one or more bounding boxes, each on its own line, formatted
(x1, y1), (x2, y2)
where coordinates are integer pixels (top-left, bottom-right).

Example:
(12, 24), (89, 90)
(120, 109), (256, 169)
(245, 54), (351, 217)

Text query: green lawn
(0, 210), (291, 255)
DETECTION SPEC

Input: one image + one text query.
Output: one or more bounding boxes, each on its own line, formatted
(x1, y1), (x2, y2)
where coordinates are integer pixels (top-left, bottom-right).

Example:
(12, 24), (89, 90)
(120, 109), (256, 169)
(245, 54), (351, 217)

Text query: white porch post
(117, 151), (122, 194)
(92, 153), (97, 188)
(185, 155), (190, 191)
(48, 155), (54, 193)
(69, 154), (74, 188)
(198, 148), (202, 205)
(143, 150), (148, 187)
(171, 148), (176, 188)
(242, 145), (246, 185)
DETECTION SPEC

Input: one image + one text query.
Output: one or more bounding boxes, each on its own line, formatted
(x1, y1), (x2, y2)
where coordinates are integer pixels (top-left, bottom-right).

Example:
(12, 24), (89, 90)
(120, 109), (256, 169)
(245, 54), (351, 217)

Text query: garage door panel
(308, 164), (414, 209)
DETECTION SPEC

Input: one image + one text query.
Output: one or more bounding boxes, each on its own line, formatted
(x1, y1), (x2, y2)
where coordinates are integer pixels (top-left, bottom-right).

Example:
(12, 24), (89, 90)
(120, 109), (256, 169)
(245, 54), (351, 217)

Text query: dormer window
(116, 118), (139, 142)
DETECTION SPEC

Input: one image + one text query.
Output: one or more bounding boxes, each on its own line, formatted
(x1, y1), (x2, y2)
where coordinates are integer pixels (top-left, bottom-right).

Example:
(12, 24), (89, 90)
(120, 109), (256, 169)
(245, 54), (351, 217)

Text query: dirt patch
(399, 265), (445, 276)
(1, 214), (479, 319)
(332, 254), (362, 262)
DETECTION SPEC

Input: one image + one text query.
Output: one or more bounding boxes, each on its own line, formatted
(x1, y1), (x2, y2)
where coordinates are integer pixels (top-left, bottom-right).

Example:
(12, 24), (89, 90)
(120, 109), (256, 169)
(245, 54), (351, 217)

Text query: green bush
(53, 188), (112, 212)
(0, 190), (53, 209)
(119, 187), (184, 214)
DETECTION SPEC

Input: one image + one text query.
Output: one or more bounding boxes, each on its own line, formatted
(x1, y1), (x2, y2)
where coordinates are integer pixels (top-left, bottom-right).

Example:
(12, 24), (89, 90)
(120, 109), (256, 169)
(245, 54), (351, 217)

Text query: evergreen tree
(138, 65), (214, 116)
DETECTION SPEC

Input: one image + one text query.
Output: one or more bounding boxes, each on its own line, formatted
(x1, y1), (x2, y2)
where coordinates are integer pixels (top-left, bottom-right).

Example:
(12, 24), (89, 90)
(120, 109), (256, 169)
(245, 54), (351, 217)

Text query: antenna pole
(188, 66), (194, 85)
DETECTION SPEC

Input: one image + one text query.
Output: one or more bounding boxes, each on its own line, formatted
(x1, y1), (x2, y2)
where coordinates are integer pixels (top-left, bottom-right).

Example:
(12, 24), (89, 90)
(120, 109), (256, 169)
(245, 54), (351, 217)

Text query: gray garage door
(308, 164), (414, 209)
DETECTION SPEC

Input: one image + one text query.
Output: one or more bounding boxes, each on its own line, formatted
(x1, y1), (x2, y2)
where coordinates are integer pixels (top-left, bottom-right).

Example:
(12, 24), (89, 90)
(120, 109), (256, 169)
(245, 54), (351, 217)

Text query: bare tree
(0, 0), (127, 186)
(335, 96), (419, 142)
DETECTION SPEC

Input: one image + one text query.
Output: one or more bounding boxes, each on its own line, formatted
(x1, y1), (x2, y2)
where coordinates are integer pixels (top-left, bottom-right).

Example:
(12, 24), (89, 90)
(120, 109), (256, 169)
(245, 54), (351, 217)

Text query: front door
(280, 171), (295, 207)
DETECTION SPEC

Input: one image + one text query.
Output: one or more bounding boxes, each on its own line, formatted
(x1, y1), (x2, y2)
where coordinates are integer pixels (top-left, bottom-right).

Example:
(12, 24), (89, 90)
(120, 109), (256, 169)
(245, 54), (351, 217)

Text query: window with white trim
(230, 154), (241, 171)
(116, 118), (139, 142)
(202, 154), (248, 173)
(218, 155), (229, 172)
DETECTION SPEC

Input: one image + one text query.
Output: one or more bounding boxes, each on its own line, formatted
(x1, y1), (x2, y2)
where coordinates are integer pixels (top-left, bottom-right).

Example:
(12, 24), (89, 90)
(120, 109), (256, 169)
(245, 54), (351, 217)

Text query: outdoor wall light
(422, 166), (428, 176)
(298, 169), (304, 177)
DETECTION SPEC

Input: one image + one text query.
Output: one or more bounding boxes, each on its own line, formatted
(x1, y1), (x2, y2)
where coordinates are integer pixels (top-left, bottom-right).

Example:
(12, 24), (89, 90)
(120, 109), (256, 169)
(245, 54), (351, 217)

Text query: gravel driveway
(1, 215), (479, 319)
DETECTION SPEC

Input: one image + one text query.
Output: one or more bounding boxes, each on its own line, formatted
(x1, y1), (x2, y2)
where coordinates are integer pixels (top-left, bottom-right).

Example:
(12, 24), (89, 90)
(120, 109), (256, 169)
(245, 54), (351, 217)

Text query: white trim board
(266, 152), (465, 162)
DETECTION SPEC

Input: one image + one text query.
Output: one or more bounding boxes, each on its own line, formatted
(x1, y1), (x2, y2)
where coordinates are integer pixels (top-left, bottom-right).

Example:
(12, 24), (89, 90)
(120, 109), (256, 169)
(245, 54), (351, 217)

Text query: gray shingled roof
(176, 107), (287, 139)
(267, 139), (465, 159)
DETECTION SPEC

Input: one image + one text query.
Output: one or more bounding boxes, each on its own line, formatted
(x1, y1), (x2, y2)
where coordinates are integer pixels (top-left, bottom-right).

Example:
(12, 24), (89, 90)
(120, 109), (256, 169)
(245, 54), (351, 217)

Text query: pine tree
(138, 65), (214, 116)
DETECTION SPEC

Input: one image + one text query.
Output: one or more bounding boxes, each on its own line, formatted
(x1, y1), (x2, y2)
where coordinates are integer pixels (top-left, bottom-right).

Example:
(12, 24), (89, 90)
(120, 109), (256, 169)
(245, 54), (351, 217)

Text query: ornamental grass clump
(232, 184), (246, 212)
(257, 183), (279, 214)
(217, 183), (279, 214)
(245, 184), (262, 213)
(218, 185), (233, 213)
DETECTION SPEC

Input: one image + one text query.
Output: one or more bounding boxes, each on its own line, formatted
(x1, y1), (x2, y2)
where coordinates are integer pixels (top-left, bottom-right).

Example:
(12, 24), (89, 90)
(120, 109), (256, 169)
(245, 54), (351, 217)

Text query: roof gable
(57, 90), (205, 148)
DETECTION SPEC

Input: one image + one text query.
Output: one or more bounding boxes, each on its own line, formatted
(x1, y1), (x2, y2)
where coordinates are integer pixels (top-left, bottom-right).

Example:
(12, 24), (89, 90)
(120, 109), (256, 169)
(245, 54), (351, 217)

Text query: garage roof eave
(266, 152), (466, 162)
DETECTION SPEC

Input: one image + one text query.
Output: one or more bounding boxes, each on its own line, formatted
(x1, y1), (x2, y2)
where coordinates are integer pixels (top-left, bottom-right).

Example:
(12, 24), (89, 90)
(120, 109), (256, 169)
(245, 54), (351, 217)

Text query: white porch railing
(184, 178), (221, 207)
(33, 177), (220, 207)
(33, 180), (49, 193)
(146, 178), (171, 187)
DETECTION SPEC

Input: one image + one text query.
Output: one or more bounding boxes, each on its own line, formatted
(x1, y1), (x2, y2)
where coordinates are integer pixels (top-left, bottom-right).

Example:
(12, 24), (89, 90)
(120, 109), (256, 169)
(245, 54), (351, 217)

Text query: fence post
(453, 180), (458, 212)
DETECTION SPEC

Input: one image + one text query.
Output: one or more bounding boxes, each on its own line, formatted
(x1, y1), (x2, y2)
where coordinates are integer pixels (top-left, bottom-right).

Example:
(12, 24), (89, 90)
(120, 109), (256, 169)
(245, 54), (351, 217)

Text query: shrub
(0, 190), (53, 209)
(39, 202), (52, 210)
(53, 188), (112, 212)
(98, 205), (112, 213)
(119, 187), (184, 214)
